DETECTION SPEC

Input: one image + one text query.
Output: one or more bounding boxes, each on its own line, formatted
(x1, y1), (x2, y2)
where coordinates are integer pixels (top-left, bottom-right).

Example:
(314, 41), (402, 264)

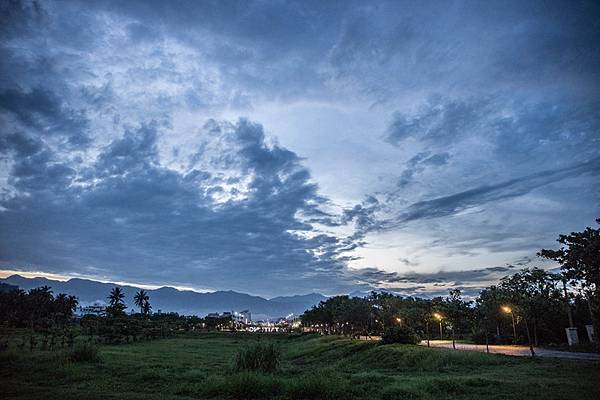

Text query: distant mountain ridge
(0, 275), (327, 320)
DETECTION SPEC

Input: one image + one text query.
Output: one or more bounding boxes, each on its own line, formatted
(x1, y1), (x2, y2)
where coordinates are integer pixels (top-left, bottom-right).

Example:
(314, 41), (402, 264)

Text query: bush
(68, 342), (101, 363)
(381, 326), (420, 345)
(233, 342), (280, 373)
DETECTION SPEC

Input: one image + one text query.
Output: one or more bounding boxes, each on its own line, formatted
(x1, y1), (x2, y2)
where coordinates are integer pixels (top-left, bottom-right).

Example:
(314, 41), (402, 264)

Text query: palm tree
(107, 287), (126, 317)
(54, 293), (79, 325)
(142, 299), (152, 316)
(27, 286), (54, 329)
(134, 290), (150, 315)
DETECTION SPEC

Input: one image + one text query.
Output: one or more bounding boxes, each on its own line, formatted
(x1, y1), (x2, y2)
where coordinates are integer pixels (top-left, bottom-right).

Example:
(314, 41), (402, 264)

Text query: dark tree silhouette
(107, 287), (127, 318)
(134, 290), (151, 316)
(444, 289), (472, 350)
(539, 218), (600, 337)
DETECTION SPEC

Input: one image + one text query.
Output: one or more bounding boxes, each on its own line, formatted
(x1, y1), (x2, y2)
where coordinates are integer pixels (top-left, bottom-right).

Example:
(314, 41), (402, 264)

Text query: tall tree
(539, 218), (600, 337)
(477, 286), (510, 340)
(107, 287), (127, 318)
(134, 290), (150, 316)
(54, 293), (78, 325)
(498, 268), (561, 355)
(444, 289), (472, 349)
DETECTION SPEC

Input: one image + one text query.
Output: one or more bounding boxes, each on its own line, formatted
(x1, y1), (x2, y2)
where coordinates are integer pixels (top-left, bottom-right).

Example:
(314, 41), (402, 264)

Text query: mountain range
(0, 275), (327, 320)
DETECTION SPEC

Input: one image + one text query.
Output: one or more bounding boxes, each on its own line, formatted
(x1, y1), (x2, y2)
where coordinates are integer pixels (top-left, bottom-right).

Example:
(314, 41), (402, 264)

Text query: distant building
(78, 304), (106, 316)
(233, 310), (251, 324)
(205, 310), (251, 323)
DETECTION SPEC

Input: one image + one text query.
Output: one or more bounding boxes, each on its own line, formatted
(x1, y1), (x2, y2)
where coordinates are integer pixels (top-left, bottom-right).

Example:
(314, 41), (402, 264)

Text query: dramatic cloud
(0, 118), (354, 294)
(1, 0), (599, 296)
(394, 157), (600, 226)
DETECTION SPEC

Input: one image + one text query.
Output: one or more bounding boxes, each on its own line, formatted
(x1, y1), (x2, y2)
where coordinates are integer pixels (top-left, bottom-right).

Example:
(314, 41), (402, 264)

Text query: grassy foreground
(1, 332), (599, 399)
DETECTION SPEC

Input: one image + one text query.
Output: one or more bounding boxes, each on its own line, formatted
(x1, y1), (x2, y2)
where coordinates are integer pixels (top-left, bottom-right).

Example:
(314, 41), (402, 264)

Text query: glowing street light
(502, 305), (517, 344)
(395, 317), (402, 325)
(433, 313), (443, 339)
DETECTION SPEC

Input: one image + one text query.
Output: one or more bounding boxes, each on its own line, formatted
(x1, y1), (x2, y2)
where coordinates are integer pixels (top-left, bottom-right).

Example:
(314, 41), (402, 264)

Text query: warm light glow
(502, 306), (512, 314)
(396, 317), (402, 323)
(433, 312), (443, 321)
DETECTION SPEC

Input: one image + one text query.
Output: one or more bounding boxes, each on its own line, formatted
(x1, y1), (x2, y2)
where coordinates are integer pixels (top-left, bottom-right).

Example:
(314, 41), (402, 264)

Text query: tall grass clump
(68, 342), (101, 363)
(233, 341), (280, 373)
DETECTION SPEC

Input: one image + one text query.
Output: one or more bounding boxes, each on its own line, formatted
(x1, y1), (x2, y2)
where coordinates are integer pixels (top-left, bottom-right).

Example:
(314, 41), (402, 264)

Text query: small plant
(69, 342), (101, 363)
(381, 325), (420, 345)
(233, 342), (280, 373)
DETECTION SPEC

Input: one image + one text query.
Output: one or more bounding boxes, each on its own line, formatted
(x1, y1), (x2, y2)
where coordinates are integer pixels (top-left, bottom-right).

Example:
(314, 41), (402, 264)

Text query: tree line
(1, 218), (597, 352)
(301, 219), (600, 353)
(0, 280), (251, 352)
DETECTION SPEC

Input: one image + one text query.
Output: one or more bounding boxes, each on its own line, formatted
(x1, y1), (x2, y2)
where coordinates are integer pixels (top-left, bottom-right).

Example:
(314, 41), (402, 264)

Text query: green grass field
(1, 332), (599, 399)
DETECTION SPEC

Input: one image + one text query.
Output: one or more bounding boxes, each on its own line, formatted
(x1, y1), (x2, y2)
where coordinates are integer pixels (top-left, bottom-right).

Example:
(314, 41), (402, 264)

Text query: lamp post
(502, 306), (517, 344)
(433, 313), (443, 340)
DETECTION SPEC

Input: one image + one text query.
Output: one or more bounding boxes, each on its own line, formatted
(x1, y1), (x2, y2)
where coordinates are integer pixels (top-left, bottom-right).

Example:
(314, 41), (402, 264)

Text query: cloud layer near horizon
(1, 0), (599, 296)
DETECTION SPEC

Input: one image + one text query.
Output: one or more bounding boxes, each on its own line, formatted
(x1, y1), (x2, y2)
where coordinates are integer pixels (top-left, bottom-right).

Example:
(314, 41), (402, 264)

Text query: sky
(0, 0), (599, 298)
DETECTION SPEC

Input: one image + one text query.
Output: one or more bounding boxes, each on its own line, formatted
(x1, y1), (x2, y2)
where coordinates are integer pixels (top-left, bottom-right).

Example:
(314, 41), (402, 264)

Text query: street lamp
(433, 312), (443, 340)
(502, 305), (517, 344)
(395, 317), (402, 326)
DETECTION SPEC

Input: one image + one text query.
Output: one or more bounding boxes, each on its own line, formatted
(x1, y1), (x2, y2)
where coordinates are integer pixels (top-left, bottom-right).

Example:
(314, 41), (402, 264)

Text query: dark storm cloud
(2, 0), (600, 296)
(0, 119), (353, 294)
(0, 87), (90, 147)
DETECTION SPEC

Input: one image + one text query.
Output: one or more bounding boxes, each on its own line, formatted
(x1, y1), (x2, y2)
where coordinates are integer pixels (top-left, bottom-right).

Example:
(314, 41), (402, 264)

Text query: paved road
(419, 340), (600, 361)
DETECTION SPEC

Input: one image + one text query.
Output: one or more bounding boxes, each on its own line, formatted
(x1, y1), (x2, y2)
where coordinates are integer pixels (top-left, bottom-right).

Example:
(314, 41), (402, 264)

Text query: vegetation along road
(2, 332), (600, 400)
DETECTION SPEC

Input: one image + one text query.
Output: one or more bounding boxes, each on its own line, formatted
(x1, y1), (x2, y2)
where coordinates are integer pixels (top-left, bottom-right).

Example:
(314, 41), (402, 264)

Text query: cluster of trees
(0, 286), (79, 351)
(301, 288), (468, 344)
(302, 219), (600, 352)
(0, 286), (78, 330)
(0, 283), (240, 350)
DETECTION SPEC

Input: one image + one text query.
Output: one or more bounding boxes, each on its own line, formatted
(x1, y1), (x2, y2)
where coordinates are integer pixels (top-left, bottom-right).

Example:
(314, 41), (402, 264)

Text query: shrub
(233, 342), (280, 373)
(381, 326), (420, 345)
(68, 342), (101, 363)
